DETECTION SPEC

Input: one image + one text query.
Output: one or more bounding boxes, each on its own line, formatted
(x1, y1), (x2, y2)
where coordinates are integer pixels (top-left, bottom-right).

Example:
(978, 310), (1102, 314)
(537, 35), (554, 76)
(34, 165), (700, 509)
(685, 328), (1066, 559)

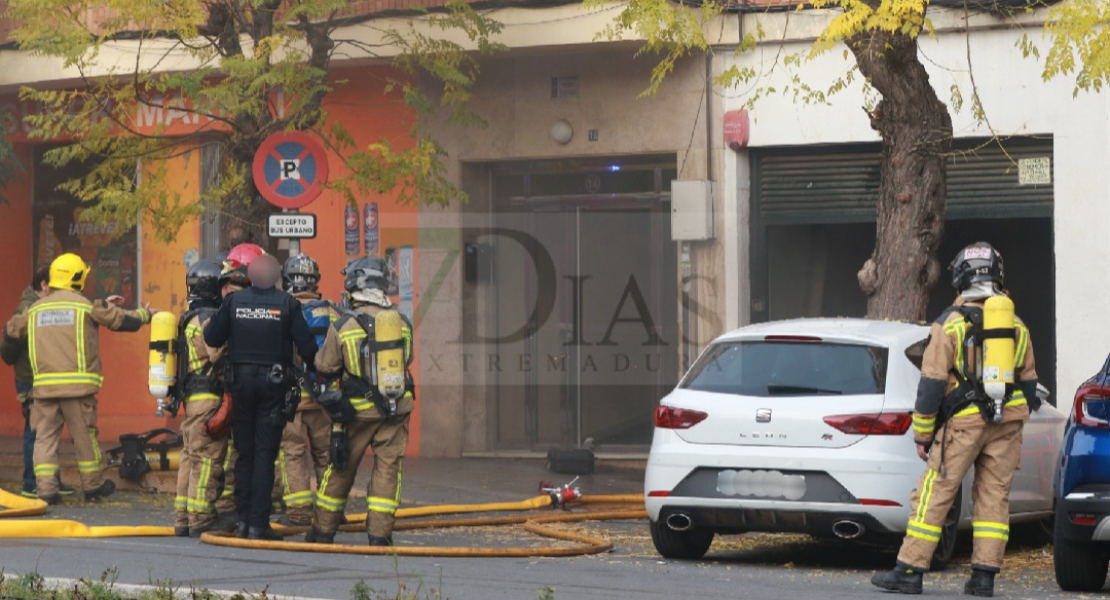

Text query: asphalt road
(0, 514), (1079, 600)
(0, 458), (1086, 600)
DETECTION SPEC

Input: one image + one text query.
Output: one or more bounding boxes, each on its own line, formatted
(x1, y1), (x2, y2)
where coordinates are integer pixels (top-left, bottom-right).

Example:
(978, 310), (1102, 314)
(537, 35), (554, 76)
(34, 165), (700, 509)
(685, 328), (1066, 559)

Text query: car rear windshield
(681, 341), (889, 397)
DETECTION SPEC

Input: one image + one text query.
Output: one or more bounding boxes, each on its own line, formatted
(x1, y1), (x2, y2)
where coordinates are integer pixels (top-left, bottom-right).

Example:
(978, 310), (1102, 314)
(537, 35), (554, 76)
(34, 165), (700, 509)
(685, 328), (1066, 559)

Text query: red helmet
(220, 243), (266, 287)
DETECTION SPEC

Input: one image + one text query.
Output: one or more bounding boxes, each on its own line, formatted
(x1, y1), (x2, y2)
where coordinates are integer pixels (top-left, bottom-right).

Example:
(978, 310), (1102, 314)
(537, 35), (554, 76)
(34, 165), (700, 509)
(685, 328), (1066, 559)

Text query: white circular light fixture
(550, 119), (573, 145)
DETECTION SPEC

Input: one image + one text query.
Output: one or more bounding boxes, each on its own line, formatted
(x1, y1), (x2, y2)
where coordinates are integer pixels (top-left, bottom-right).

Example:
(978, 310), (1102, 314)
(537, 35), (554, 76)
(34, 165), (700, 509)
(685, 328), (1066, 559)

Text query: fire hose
(0, 482), (649, 557)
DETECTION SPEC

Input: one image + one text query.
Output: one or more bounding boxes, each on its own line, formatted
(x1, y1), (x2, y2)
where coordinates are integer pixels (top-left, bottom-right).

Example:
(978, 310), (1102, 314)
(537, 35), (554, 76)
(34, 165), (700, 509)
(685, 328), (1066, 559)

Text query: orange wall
(0, 66), (421, 453)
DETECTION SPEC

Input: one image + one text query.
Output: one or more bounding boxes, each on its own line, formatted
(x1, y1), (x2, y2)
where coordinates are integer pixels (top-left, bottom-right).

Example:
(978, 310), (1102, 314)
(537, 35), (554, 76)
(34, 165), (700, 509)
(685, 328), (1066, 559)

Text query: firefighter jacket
(315, 302), (414, 419)
(182, 307), (225, 403)
(911, 296), (1038, 445)
(3, 289), (151, 400)
(292, 291), (339, 410)
(0, 286), (41, 384)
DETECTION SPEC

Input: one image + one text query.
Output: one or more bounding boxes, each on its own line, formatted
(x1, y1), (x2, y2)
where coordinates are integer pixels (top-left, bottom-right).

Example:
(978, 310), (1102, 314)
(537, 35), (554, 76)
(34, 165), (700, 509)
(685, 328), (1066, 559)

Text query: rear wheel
(930, 486), (962, 572)
(1054, 510), (1109, 592)
(649, 518), (714, 560)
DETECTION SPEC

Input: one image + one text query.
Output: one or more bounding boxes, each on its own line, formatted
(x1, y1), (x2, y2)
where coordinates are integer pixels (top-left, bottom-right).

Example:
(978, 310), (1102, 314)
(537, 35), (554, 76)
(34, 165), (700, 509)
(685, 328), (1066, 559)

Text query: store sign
(267, 213), (317, 239)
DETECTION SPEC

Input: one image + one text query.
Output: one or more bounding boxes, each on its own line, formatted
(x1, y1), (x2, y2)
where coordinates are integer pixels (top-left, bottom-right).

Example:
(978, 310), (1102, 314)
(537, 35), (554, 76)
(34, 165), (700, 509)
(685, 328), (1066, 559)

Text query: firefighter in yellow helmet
(3, 253), (155, 504)
(304, 256), (414, 546)
(871, 242), (1040, 598)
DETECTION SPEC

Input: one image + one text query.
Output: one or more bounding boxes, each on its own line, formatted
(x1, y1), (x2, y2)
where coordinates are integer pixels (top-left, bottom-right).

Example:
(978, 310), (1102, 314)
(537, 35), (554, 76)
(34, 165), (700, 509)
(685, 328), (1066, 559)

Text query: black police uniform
(203, 286), (316, 533)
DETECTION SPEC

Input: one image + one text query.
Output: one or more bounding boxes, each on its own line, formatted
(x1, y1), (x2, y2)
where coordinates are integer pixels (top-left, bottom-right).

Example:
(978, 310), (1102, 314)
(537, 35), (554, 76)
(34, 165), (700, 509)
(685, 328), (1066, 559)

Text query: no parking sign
(252, 131), (330, 209)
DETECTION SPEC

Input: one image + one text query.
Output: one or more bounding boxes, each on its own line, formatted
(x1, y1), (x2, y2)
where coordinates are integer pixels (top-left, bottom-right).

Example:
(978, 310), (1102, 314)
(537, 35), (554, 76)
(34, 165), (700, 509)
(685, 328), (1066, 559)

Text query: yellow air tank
(982, 295), (1016, 420)
(374, 309), (407, 410)
(148, 311), (178, 400)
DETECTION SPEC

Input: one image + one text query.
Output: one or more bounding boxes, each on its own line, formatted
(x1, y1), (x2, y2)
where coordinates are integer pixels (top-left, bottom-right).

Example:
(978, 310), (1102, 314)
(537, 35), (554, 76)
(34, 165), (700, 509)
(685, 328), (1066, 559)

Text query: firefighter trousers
(278, 408), (331, 524)
(898, 420), (1024, 572)
(313, 413), (409, 538)
(174, 395), (229, 530)
(215, 441), (236, 516)
(31, 395), (104, 496)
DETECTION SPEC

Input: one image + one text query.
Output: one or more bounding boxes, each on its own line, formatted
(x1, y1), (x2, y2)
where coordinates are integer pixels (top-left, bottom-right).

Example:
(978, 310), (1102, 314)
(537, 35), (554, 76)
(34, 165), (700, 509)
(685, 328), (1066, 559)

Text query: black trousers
(229, 365), (286, 529)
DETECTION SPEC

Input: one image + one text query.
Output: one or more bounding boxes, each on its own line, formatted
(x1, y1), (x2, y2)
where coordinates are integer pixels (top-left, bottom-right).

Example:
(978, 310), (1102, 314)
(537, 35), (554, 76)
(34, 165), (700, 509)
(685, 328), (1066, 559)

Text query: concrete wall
(721, 11), (1110, 415)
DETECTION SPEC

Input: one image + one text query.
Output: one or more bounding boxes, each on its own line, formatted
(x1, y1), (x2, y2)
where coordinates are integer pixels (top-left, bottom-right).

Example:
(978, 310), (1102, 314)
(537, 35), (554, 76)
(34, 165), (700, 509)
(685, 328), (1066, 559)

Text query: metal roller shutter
(753, 137), (1053, 224)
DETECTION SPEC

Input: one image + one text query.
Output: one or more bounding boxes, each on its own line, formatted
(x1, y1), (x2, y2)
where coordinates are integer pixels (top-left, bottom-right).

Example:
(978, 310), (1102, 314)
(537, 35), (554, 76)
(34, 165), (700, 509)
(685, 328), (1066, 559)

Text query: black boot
(248, 526), (283, 541)
(305, 527), (335, 544)
(38, 494), (60, 506)
(174, 526), (190, 538)
(871, 563), (924, 595)
(964, 568), (996, 597)
(83, 480), (116, 502)
(367, 534), (393, 547)
(236, 522), (249, 539)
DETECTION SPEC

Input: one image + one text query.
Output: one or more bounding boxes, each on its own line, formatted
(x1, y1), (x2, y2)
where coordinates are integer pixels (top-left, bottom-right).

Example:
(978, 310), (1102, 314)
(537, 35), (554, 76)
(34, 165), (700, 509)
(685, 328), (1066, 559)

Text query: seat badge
(756, 408), (772, 423)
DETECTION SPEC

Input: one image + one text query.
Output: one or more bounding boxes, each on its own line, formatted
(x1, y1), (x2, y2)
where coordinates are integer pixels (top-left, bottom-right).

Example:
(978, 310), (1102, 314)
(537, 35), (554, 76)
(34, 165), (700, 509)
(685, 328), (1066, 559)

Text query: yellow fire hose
(0, 487), (649, 557)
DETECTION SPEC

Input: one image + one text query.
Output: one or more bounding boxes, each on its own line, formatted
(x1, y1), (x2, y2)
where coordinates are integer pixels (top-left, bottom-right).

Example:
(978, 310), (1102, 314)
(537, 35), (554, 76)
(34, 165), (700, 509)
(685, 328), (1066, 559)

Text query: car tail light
(1074, 384), (1110, 428)
(823, 413), (913, 435)
(1071, 513), (1098, 525)
(859, 499), (903, 507)
(655, 406), (708, 429)
(647, 490), (671, 497)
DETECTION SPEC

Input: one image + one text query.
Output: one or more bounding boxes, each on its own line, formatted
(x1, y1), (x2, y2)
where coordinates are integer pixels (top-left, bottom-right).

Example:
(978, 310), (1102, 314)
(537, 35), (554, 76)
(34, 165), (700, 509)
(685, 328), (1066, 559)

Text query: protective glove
(329, 426), (349, 472)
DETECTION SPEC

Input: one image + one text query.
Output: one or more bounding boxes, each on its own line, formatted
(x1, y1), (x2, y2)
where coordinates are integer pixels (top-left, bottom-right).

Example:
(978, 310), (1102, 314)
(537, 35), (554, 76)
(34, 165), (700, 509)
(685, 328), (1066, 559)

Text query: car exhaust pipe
(832, 520), (865, 540)
(665, 513), (694, 532)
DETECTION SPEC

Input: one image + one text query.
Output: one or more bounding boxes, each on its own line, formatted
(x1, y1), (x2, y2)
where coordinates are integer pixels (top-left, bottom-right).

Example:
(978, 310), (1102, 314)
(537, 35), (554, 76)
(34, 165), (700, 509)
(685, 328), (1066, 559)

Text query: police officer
(3, 253), (154, 504)
(871, 242), (1039, 597)
(305, 256), (414, 547)
(276, 253), (338, 526)
(172, 259), (236, 537)
(203, 254), (317, 540)
(212, 244), (264, 519)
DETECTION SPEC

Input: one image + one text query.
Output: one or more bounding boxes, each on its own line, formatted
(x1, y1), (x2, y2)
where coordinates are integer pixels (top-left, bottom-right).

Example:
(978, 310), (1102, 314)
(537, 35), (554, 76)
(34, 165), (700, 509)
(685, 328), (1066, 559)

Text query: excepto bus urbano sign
(268, 213), (317, 239)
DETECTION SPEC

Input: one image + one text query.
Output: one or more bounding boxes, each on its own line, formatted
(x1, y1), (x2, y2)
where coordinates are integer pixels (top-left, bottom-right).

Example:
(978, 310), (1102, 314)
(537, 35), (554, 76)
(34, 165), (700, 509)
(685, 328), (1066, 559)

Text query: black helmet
(284, 254), (320, 293)
(342, 256), (389, 294)
(950, 242), (1004, 291)
(186, 259), (223, 302)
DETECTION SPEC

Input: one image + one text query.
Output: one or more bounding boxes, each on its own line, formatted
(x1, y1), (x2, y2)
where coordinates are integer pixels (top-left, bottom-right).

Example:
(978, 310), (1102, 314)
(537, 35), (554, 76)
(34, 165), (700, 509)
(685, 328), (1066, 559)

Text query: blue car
(1055, 356), (1110, 591)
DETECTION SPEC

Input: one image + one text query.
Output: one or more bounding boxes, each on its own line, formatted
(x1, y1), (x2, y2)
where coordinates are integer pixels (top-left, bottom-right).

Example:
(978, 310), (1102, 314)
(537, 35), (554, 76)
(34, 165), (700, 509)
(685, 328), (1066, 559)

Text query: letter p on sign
(281, 159), (301, 180)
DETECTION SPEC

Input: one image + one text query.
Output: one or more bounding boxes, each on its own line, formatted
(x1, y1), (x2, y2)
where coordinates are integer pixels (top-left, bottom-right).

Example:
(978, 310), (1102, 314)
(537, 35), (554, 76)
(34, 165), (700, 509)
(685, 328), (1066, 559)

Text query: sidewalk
(0, 434), (645, 510)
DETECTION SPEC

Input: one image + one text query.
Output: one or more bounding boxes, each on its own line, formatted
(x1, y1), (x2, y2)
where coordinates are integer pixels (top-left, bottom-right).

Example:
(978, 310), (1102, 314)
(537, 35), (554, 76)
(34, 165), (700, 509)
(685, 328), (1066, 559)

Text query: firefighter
(276, 253), (338, 526)
(871, 242), (1040, 598)
(172, 259), (237, 537)
(3, 253), (154, 504)
(304, 256), (414, 547)
(203, 254), (317, 540)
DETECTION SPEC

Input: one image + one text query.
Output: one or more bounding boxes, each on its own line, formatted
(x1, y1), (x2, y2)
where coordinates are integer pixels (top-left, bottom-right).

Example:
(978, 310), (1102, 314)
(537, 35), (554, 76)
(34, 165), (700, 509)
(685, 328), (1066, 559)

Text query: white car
(645, 318), (1065, 568)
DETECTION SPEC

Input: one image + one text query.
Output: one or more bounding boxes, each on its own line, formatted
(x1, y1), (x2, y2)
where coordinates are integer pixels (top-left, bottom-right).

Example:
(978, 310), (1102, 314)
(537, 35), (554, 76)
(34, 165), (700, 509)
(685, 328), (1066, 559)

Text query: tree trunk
(850, 31), (953, 322)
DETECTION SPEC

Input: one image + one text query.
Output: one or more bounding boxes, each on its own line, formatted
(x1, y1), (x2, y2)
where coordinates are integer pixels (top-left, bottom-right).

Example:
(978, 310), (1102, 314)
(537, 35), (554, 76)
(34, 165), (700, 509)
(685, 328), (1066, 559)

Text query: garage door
(753, 137), (1054, 224)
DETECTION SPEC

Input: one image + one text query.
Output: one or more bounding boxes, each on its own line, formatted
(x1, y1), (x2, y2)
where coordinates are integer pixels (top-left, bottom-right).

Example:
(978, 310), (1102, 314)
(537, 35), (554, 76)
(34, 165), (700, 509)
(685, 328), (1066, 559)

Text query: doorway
(488, 156), (680, 450)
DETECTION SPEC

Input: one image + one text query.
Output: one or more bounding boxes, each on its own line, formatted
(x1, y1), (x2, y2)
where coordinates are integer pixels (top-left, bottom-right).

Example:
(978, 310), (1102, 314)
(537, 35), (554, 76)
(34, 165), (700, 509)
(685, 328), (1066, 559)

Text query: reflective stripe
(284, 490), (314, 507)
(973, 521), (1009, 541)
(1014, 324), (1029, 367)
(196, 457), (212, 510)
(185, 393), (220, 402)
(316, 465), (347, 512)
(913, 416), (935, 435)
(136, 307), (151, 323)
(33, 372), (104, 387)
(186, 325), (203, 372)
(77, 460), (101, 474)
(350, 397), (374, 412)
(29, 302), (92, 314)
(76, 312), (86, 373)
(90, 430), (102, 466)
(221, 447), (234, 498)
(343, 339), (361, 377)
(367, 496), (399, 514)
(907, 520), (941, 543)
(916, 468), (938, 523)
(174, 496), (188, 510)
(34, 463), (59, 476)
